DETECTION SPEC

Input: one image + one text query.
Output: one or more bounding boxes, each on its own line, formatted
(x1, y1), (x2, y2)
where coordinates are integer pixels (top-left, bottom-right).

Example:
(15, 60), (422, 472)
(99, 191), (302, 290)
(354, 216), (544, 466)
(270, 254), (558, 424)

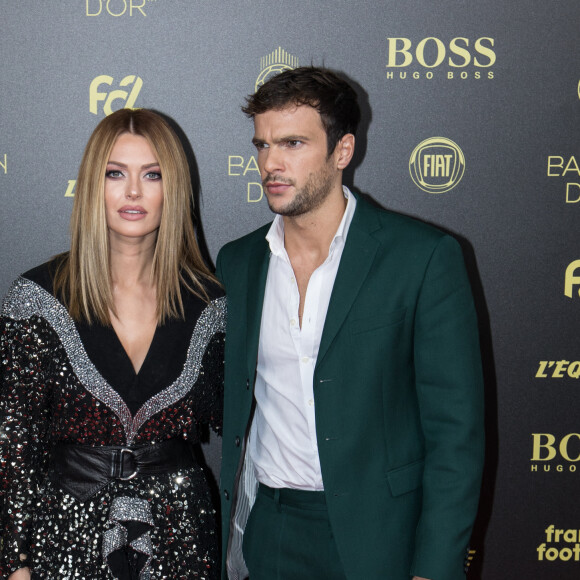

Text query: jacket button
(224, 489), (230, 500)
(235, 436), (241, 447)
(246, 379), (250, 390)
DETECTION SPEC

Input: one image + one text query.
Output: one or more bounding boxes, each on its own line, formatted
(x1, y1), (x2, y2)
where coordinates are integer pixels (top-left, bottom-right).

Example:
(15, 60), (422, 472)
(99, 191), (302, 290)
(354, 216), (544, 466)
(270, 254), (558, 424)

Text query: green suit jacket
(216, 194), (484, 580)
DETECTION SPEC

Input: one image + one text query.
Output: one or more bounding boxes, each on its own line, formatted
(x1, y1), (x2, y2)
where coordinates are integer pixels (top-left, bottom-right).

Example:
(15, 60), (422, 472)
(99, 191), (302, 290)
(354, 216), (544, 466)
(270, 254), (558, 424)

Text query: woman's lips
(118, 206), (147, 220)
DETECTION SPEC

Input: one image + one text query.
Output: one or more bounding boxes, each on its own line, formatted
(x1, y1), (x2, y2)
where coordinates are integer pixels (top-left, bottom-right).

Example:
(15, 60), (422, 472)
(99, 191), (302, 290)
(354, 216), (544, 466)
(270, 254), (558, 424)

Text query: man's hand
(412, 577), (431, 580)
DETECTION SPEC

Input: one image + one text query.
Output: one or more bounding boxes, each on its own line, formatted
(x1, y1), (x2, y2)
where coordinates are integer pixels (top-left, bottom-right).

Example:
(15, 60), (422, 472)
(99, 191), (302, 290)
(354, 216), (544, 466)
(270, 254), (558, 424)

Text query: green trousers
(242, 484), (348, 580)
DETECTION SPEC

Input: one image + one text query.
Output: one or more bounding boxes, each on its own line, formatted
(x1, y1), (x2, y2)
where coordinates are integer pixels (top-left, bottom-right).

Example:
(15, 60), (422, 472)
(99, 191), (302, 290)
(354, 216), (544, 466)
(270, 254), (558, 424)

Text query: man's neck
(283, 186), (347, 264)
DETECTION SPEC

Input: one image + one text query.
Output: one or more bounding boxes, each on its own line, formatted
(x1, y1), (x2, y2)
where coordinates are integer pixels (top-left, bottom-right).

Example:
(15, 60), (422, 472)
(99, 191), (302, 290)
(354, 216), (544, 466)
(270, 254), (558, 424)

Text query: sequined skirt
(28, 465), (219, 579)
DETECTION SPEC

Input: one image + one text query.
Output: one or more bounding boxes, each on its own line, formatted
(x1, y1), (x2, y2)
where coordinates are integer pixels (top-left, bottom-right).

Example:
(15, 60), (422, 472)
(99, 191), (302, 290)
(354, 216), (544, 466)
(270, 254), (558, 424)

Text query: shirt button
(301, 356), (309, 363)
(290, 319), (296, 327)
(308, 399), (314, 407)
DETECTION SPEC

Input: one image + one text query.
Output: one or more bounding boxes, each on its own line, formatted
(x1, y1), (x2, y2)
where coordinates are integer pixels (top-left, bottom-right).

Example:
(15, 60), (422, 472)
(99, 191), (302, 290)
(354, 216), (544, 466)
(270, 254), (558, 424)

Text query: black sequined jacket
(0, 261), (226, 579)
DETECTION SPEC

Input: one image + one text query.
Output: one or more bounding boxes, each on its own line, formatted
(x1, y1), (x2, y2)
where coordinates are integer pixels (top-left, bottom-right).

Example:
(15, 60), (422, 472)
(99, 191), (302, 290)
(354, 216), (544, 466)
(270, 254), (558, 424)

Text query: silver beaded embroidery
(2, 277), (226, 444)
(102, 497), (154, 580)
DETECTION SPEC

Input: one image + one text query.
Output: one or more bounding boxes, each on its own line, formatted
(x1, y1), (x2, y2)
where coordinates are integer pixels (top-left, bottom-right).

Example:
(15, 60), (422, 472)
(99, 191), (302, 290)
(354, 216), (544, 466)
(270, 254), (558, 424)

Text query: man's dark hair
(242, 66), (361, 156)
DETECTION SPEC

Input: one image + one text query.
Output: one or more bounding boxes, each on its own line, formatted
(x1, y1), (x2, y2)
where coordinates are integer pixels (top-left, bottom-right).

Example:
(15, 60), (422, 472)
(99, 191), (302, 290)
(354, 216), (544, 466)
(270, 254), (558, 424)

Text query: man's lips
(118, 206), (147, 220)
(264, 180), (292, 195)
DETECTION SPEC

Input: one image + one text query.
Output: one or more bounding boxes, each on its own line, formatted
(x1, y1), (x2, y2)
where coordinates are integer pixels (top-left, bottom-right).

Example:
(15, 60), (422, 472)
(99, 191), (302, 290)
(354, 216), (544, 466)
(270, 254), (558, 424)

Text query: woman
(0, 109), (225, 579)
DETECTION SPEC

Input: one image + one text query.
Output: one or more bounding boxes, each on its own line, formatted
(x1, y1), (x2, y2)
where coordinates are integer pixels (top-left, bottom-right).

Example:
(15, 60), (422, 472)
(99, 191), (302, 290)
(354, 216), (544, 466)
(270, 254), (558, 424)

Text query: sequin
(0, 275), (225, 579)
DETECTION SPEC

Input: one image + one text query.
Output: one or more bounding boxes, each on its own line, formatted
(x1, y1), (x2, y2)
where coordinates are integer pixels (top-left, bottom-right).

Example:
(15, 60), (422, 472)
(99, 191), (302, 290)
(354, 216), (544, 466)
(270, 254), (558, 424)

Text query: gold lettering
(386, 38), (413, 67)
(243, 156), (260, 176)
(130, 0), (146, 17)
(531, 433), (557, 461)
(89, 75), (113, 114)
(106, 0), (128, 17)
(247, 182), (263, 203)
(559, 433), (580, 462)
(228, 156), (244, 176)
(566, 183), (580, 203)
(547, 156), (563, 177)
(415, 37), (446, 68)
(552, 360), (569, 378)
(535, 361), (549, 378)
(86, 0), (103, 16)
(563, 156), (580, 176)
(448, 37), (471, 67)
(0, 154), (6, 174)
(65, 180), (76, 198)
(123, 75), (142, 109)
(103, 75), (142, 115)
(567, 361), (580, 379)
(564, 260), (580, 298)
(473, 38), (496, 67)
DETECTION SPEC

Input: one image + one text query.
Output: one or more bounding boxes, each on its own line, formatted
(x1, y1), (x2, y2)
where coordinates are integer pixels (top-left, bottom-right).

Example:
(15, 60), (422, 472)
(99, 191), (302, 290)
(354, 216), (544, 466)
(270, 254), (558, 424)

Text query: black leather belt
(49, 438), (195, 502)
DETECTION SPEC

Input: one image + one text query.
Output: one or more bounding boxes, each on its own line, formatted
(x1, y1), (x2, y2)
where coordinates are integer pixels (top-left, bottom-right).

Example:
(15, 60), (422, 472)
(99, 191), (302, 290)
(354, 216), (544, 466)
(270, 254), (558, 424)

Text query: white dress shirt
(248, 187), (357, 490)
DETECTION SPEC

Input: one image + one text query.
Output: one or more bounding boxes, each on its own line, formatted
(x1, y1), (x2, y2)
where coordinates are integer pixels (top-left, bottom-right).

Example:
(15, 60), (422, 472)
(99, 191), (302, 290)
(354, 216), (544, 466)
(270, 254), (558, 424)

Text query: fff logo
(90, 75), (143, 116)
(564, 260), (580, 298)
(86, 0), (153, 17)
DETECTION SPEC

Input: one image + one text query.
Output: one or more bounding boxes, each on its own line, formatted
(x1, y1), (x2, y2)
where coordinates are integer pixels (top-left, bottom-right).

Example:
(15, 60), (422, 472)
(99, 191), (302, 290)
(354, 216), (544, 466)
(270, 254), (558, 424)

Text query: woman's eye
(105, 170), (123, 179)
(145, 171), (162, 180)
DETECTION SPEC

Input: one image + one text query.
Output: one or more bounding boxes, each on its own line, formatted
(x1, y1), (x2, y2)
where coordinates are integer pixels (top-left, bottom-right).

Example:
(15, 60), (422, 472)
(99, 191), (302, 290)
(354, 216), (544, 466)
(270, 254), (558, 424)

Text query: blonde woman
(0, 109), (225, 579)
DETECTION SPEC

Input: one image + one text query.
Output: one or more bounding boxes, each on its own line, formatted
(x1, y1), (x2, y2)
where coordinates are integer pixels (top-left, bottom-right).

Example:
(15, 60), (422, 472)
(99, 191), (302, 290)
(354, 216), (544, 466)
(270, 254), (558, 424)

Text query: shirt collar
(266, 186), (357, 259)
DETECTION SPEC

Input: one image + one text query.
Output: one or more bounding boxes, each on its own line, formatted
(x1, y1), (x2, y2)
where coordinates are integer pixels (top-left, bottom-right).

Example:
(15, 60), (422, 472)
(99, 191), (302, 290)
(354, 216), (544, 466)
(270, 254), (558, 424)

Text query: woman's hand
(8, 568), (31, 580)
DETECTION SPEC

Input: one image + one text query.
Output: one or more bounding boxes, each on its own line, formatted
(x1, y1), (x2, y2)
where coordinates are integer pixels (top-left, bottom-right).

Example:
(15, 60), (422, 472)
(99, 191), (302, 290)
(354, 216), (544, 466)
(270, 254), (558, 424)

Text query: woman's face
(104, 133), (164, 245)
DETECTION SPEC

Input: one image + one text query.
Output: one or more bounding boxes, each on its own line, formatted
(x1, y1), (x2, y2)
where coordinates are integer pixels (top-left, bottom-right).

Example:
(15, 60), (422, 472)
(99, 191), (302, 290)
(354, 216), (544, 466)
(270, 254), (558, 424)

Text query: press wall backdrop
(1, 2), (579, 578)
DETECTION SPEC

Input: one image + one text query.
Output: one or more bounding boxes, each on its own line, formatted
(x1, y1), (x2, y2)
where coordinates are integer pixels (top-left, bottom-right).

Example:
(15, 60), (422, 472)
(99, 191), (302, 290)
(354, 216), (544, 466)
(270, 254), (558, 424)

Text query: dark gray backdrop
(1, 2), (579, 578)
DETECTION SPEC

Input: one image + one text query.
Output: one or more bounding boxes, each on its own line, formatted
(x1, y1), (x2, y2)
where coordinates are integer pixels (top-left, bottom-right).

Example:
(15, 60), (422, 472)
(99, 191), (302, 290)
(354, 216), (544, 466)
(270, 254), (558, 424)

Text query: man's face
(252, 105), (340, 217)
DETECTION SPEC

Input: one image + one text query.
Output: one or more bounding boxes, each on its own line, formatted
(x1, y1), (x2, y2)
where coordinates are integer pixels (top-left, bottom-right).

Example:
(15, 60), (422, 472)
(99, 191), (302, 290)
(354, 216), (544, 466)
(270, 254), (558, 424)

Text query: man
(217, 67), (484, 580)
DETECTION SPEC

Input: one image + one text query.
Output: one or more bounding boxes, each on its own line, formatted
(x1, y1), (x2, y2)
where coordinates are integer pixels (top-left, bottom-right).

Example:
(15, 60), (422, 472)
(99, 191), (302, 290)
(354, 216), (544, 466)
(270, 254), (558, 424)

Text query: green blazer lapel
(245, 237), (270, 377)
(317, 200), (381, 368)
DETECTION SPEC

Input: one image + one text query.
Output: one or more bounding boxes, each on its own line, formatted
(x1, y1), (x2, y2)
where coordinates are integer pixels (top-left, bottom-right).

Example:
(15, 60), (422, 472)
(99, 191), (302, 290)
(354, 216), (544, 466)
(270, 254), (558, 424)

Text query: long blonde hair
(53, 108), (215, 325)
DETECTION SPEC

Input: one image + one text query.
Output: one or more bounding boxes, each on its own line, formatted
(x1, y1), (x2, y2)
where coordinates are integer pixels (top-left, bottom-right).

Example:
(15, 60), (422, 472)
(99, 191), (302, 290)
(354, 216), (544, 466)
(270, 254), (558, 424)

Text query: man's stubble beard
(265, 164), (335, 218)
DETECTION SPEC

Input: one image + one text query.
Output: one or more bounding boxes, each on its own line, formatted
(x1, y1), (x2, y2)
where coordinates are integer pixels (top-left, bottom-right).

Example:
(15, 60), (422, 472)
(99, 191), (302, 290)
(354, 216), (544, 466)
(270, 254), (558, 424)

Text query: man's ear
(335, 134), (355, 170)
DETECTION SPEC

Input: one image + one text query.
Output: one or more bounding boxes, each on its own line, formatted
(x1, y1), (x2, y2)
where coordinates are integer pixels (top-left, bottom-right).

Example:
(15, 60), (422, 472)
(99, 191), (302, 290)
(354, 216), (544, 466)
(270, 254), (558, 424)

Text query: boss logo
(531, 433), (580, 468)
(386, 37), (496, 68)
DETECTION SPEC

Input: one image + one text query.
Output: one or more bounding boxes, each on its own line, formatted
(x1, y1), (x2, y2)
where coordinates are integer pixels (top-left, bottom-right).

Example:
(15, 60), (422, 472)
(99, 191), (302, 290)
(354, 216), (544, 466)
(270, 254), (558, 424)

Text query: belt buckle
(118, 448), (138, 480)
